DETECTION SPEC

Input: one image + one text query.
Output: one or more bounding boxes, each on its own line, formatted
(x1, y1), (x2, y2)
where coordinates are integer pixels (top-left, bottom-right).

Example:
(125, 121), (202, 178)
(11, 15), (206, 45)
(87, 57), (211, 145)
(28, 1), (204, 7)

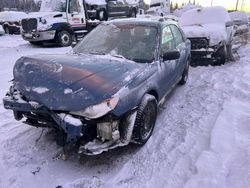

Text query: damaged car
(180, 6), (235, 66)
(3, 18), (191, 155)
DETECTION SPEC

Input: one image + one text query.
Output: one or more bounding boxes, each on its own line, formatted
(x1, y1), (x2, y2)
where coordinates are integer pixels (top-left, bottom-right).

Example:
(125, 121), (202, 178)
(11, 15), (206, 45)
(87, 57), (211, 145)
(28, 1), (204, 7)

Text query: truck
(21, 0), (100, 47)
(85, 0), (139, 21)
(146, 0), (170, 16)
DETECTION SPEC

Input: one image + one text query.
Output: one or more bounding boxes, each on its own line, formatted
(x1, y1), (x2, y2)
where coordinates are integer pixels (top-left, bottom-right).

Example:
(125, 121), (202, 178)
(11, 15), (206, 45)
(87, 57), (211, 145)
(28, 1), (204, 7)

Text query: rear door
(107, 0), (126, 17)
(170, 25), (187, 77)
(67, 0), (86, 30)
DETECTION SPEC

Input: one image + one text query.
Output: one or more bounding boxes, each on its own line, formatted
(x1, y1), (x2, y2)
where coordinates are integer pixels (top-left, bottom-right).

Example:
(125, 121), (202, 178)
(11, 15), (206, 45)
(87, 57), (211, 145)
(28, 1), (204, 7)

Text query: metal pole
(236, 0), (239, 10)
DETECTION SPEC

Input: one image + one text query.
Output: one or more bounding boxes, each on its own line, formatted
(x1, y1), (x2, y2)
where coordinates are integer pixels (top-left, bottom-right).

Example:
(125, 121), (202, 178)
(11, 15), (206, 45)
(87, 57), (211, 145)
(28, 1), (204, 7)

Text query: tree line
(0, 0), (40, 12)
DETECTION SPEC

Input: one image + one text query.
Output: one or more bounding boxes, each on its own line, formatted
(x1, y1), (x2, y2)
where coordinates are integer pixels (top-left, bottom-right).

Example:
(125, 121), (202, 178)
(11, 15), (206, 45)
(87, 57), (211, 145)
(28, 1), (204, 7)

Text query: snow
(179, 6), (231, 26)
(229, 11), (249, 24)
(32, 87), (49, 94)
(180, 6), (232, 46)
(181, 24), (228, 46)
(0, 34), (250, 188)
(0, 11), (28, 22)
(85, 0), (106, 5)
(59, 114), (82, 127)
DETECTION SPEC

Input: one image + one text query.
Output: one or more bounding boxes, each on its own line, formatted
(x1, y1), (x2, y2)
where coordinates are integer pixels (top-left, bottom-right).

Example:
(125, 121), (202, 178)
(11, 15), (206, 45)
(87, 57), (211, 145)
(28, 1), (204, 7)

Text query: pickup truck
(85, 0), (139, 21)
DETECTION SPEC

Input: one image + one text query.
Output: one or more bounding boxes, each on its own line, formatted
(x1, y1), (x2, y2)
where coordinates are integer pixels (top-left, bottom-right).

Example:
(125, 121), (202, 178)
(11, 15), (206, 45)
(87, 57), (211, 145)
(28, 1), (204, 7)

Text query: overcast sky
(144, 0), (250, 11)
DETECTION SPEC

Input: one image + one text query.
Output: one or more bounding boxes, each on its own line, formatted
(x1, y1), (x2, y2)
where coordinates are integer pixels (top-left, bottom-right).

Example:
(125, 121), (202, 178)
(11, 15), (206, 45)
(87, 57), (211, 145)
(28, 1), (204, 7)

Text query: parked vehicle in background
(229, 11), (249, 45)
(146, 0), (170, 16)
(21, 0), (99, 47)
(3, 18), (191, 155)
(0, 11), (27, 34)
(0, 25), (4, 35)
(85, 0), (139, 21)
(180, 6), (235, 66)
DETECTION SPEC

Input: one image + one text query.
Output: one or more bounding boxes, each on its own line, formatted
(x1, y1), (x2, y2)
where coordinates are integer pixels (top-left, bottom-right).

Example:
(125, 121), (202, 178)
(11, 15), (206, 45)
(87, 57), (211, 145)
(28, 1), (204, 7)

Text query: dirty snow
(0, 34), (250, 188)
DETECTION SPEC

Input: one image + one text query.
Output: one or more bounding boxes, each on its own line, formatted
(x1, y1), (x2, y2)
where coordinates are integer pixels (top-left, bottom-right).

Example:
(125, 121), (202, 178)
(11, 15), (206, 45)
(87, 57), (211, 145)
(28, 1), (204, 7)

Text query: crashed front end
(3, 55), (142, 155)
(3, 84), (136, 155)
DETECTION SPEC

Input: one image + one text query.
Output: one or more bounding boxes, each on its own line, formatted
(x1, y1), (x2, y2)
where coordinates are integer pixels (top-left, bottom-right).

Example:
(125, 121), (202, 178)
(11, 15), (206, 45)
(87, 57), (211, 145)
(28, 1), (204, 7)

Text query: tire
(98, 9), (108, 21)
(226, 44), (235, 61)
(179, 58), (190, 85)
(56, 30), (72, 47)
(214, 45), (226, 66)
(129, 9), (137, 18)
(132, 94), (157, 145)
(4, 26), (9, 34)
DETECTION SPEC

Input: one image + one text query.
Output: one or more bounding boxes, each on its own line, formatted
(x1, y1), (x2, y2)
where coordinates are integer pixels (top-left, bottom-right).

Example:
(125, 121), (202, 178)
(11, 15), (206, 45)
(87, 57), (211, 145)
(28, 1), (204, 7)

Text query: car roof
(108, 17), (178, 28)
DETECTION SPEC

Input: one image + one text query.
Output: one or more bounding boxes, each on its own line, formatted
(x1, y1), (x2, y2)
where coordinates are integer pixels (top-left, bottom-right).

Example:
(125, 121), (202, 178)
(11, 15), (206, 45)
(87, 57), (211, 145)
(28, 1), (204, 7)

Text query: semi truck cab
(21, 0), (98, 47)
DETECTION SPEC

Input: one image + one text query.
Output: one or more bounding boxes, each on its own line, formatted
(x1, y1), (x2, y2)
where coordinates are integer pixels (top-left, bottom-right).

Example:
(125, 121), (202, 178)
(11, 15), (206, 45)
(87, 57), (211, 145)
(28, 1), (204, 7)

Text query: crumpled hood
(13, 53), (142, 111)
(182, 24), (227, 46)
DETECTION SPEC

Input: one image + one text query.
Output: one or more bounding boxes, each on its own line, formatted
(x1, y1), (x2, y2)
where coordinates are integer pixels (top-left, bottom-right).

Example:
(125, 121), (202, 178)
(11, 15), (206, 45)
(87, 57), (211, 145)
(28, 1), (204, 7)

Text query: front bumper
(22, 30), (56, 42)
(3, 90), (136, 155)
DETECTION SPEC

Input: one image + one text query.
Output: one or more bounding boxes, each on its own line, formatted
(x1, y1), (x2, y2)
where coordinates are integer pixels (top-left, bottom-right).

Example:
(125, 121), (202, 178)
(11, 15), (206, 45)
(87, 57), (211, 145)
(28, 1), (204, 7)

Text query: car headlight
(38, 25), (52, 31)
(40, 18), (47, 24)
(70, 97), (119, 119)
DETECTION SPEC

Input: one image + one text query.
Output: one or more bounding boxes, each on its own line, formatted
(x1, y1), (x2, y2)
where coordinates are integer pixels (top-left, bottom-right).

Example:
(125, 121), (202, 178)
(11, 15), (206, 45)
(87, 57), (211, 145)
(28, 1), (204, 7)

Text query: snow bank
(179, 6), (230, 26)
(185, 98), (250, 188)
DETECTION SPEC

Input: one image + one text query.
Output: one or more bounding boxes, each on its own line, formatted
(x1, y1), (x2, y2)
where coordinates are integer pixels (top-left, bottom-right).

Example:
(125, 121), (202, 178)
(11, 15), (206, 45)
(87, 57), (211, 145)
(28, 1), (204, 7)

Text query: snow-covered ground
(0, 35), (250, 188)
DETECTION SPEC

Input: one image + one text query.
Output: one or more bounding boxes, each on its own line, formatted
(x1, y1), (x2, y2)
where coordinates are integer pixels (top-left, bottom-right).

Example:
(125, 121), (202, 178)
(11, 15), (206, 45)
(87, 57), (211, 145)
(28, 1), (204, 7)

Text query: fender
(50, 22), (74, 35)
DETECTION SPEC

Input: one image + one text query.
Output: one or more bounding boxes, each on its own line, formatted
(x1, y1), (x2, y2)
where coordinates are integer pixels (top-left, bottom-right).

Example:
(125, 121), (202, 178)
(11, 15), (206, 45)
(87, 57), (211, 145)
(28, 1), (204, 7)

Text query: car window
(74, 23), (158, 63)
(161, 26), (175, 52)
(170, 25), (184, 46)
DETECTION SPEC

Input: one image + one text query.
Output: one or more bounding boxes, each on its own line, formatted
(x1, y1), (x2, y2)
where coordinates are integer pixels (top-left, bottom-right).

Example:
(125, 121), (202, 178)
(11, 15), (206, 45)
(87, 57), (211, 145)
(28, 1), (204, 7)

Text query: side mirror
(162, 50), (180, 61)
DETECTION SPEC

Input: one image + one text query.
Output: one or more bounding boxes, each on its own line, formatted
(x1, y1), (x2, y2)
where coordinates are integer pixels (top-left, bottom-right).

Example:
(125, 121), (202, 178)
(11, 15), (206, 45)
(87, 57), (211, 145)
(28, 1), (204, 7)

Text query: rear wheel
(132, 94), (157, 145)
(56, 30), (72, 47)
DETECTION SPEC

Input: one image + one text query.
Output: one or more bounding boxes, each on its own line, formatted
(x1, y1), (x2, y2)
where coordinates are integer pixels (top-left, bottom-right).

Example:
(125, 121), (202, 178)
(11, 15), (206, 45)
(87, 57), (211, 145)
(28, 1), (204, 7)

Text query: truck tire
(3, 25), (10, 34)
(132, 94), (157, 145)
(98, 9), (108, 21)
(129, 9), (137, 18)
(56, 30), (72, 47)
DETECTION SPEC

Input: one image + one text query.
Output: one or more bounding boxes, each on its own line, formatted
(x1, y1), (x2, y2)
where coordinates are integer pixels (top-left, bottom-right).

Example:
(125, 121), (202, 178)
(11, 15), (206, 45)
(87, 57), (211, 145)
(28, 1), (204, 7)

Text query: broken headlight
(70, 97), (119, 119)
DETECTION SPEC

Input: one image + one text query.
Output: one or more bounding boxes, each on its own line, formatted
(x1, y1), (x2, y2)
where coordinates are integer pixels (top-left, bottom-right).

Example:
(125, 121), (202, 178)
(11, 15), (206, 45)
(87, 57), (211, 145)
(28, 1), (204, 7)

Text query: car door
(158, 25), (178, 96)
(107, 0), (126, 17)
(67, 0), (86, 29)
(170, 25), (187, 78)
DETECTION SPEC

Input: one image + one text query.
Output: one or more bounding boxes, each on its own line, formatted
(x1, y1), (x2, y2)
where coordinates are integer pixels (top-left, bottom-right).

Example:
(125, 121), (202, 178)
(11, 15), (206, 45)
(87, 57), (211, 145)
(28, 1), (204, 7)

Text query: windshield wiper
(109, 53), (125, 59)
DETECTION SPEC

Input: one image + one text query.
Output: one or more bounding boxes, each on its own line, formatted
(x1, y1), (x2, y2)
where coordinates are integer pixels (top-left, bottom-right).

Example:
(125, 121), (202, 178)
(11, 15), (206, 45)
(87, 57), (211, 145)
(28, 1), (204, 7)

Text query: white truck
(21, 0), (99, 47)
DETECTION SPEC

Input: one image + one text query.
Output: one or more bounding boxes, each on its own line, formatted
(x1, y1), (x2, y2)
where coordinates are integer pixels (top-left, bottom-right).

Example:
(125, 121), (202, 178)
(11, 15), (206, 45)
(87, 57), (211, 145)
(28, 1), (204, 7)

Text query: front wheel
(132, 94), (157, 145)
(214, 45), (227, 66)
(56, 30), (72, 47)
(4, 26), (9, 34)
(129, 9), (137, 18)
(98, 9), (108, 21)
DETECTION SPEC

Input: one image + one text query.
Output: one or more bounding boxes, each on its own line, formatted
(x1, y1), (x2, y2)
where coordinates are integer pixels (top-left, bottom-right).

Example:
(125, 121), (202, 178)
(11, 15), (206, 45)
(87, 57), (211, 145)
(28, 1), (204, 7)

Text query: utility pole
(211, 0), (213, 6)
(236, 0), (239, 10)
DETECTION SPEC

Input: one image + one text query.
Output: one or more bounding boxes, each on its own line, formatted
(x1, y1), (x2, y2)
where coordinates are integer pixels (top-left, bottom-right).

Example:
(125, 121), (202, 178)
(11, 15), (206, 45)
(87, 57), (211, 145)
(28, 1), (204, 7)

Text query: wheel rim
(99, 11), (104, 20)
(61, 33), (70, 46)
(141, 102), (156, 140)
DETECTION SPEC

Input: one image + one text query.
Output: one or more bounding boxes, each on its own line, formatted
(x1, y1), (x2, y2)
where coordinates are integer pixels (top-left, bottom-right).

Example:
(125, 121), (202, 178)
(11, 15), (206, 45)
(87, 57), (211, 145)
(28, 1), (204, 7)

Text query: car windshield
(40, 0), (66, 12)
(73, 23), (158, 63)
